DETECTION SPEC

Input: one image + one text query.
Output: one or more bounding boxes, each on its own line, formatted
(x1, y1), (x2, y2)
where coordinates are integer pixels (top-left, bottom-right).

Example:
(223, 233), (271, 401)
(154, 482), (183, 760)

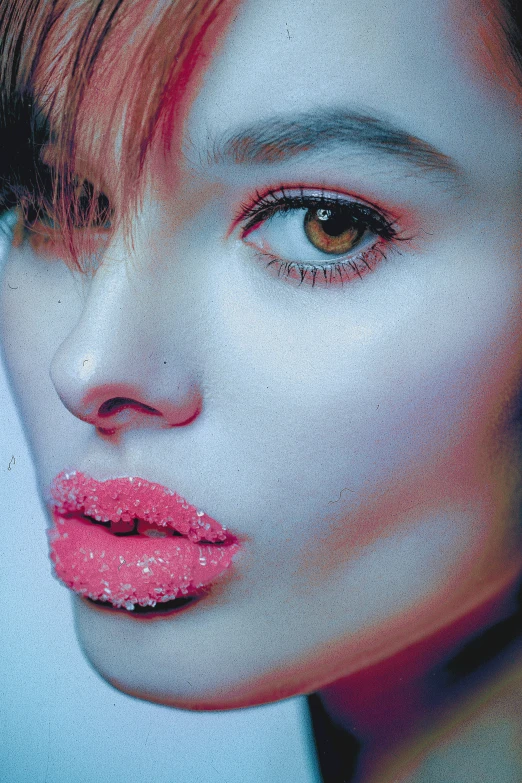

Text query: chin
(97, 675), (293, 712)
(72, 596), (323, 711)
(80, 649), (312, 712)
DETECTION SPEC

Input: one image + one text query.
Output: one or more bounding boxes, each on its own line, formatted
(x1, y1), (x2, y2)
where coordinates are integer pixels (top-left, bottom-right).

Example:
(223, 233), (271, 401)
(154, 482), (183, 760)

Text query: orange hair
(0, 0), (234, 264)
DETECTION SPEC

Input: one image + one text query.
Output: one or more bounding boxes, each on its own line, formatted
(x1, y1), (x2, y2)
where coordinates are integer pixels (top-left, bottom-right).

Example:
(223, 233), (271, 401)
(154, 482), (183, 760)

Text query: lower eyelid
(252, 238), (395, 289)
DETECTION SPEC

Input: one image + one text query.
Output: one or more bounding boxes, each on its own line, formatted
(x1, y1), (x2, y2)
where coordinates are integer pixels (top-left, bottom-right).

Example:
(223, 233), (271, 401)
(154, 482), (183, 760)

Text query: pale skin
(2, 0), (522, 780)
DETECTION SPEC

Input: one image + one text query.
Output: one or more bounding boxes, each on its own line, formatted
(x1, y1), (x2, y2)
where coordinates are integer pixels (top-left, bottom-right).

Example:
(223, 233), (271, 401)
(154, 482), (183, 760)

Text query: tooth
(111, 518), (136, 534)
(137, 519), (168, 538)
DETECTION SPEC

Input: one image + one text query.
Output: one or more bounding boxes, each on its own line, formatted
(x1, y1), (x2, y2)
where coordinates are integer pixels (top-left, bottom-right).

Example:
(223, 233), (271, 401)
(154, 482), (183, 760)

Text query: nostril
(97, 397), (161, 418)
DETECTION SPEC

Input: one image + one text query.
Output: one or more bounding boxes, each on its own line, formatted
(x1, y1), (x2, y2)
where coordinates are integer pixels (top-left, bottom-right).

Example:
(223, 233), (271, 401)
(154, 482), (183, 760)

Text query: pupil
(313, 208), (354, 237)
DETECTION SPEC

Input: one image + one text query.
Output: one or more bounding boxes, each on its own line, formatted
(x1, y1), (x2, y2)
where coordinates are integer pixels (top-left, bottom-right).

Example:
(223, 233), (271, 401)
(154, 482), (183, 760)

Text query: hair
(0, 0), (520, 266)
(501, 1), (522, 77)
(0, 0), (233, 263)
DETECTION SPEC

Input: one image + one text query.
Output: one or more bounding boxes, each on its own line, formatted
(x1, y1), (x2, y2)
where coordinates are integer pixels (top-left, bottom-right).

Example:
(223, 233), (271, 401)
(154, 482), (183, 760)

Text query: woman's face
(2, 0), (522, 709)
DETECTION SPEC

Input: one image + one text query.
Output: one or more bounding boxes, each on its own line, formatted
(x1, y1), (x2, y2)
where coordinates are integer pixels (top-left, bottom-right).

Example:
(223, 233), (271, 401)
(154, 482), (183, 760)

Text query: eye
(238, 188), (402, 287)
(304, 206), (367, 255)
(14, 179), (113, 266)
(26, 181), (113, 233)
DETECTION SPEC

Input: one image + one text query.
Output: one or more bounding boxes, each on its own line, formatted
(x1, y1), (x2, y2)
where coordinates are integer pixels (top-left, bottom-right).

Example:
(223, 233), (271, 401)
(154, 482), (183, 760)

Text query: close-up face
(2, 0), (522, 711)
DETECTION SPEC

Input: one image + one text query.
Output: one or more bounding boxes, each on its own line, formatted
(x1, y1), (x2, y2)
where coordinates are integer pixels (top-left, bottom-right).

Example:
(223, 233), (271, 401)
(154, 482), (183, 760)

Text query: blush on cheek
(295, 408), (516, 596)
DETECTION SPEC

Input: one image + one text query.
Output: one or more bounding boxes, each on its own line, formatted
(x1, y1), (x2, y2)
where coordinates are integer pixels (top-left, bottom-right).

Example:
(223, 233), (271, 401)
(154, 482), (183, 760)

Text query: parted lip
(48, 470), (236, 545)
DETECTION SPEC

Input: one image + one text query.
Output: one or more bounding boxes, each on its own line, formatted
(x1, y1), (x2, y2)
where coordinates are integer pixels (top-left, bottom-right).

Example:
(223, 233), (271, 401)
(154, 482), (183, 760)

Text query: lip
(46, 471), (240, 611)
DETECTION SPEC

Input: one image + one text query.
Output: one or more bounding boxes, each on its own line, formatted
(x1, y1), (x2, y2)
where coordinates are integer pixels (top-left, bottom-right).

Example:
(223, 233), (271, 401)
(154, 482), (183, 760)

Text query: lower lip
(47, 514), (240, 612)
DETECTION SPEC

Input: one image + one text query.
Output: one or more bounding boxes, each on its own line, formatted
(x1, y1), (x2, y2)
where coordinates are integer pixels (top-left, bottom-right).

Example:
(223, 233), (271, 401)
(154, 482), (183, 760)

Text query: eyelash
(238, 187), (406, 288)
(9, 179), (113, 268)
(13, 183), (407, 289)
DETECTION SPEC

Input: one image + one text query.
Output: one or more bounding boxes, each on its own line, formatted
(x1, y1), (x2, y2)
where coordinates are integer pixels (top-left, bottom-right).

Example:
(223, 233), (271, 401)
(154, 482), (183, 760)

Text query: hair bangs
(0, 0), (231, 267)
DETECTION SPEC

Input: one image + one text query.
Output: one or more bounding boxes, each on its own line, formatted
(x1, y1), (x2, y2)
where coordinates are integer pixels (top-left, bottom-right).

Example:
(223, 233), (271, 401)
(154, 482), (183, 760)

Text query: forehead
(185, 0), (521, 178)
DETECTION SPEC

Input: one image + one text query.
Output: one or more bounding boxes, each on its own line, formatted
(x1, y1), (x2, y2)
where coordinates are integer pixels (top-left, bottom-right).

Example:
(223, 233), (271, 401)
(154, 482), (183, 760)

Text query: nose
(49, 264), (202, 434)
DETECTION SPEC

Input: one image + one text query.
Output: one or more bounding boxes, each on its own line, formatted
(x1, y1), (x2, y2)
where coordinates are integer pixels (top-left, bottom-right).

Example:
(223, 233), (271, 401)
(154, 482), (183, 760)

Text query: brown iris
(304, 207), (365, 255)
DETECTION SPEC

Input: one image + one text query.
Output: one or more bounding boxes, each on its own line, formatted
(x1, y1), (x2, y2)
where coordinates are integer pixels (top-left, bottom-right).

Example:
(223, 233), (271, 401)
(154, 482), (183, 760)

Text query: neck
(316, 580), (522, 782)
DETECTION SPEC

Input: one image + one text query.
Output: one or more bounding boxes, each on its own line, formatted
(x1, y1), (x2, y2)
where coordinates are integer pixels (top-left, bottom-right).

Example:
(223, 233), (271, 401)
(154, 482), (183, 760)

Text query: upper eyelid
(244, 190), (348, 220)
(233, 186), (397, 228)
(236, 189), (398, 241)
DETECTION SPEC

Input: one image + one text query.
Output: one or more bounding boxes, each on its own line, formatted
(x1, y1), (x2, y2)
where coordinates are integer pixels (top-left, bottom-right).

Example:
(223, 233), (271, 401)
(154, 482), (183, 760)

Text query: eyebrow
(210, 108), (463, 181)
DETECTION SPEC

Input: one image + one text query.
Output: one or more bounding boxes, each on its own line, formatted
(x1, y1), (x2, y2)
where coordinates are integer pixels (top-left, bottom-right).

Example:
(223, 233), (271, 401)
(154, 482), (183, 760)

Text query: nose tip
(50, 341), (203, 433)
(47, 261), (203, 435)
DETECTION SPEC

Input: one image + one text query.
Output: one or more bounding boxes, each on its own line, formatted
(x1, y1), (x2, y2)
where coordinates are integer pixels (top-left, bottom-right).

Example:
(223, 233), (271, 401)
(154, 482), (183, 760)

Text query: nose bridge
(49, 259), (202, 431)
(51, 260), (137, 387)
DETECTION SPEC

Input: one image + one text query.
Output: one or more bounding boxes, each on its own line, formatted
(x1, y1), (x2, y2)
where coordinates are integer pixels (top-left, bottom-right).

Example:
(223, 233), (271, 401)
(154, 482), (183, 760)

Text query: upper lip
(48, 470), (235, 544)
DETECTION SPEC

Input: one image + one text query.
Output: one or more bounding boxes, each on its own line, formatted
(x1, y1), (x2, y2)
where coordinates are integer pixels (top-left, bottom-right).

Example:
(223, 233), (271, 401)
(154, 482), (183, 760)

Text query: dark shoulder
(307, 693), (360, 783)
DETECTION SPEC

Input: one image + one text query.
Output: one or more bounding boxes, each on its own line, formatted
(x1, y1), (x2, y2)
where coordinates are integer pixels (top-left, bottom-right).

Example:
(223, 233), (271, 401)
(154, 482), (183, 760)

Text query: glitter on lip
(49, 470), (234, 543)
(46, 471), (240, 611)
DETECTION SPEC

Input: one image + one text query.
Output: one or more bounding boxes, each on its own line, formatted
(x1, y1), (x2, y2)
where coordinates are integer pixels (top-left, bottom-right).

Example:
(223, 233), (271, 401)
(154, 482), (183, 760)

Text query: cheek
(204, 239), (522, 580)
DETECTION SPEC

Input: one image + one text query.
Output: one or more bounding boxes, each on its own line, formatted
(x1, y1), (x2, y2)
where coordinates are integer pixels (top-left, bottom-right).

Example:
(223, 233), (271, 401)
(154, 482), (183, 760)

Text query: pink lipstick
(46, 471), (240, 611)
